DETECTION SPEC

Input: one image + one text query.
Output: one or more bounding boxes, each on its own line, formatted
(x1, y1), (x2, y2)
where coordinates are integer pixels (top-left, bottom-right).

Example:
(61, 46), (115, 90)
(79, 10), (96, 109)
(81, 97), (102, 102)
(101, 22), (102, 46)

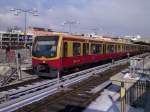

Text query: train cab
(32, 35), (62, 77)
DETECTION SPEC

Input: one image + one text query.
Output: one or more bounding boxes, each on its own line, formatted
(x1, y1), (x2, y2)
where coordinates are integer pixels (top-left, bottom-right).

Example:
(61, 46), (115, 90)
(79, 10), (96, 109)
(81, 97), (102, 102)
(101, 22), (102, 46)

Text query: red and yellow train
(32, 34), (150, 77)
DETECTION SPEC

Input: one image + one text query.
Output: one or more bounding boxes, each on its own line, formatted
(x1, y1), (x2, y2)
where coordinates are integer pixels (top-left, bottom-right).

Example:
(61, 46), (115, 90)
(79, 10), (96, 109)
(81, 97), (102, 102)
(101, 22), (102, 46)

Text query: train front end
(32, 35), (62, 77)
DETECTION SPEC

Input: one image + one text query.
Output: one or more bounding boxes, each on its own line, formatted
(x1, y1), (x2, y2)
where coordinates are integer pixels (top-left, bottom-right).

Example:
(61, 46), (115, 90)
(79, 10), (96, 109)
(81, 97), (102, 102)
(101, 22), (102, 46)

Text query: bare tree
(7, 26), (22, 32)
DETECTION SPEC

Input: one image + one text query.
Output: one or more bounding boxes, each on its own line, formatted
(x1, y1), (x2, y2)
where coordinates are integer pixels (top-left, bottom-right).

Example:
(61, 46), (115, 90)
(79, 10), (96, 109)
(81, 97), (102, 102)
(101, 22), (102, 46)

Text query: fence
(120, 79), (150, 112)
(0, 48), (32, 86)
(130, 57), (150, 76)
(0, 48), (31, 65)
(120, 56), (150, 112)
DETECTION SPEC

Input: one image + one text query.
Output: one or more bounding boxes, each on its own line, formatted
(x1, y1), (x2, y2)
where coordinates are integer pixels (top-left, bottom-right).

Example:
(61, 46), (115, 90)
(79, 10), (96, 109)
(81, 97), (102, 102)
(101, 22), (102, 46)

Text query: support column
(120, 82), (126, 112)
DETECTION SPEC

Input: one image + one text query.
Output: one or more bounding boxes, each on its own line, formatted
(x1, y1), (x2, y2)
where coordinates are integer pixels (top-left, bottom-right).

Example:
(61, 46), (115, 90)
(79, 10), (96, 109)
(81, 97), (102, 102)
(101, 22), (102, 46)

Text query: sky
(0, 0), (150, 38)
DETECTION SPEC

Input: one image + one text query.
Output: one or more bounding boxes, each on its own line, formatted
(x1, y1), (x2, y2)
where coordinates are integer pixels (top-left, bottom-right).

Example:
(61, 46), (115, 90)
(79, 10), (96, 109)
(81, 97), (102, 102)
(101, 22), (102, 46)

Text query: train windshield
(32, 36), (58, 58)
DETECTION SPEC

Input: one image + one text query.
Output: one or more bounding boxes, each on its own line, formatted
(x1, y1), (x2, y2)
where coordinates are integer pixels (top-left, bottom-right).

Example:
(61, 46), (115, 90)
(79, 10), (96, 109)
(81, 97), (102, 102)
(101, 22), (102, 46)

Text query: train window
(63, 42), (68, 57)
(129, 45), (131, 52)
(123, 45), (125, 52)
(83, 43), (89, 55)
(91, 44), (101, 54)
(32, 36), (58, 58)
(127, 45), (129, 52)
(118, 45), (121, 52)
(107, 44), (114, 53)
(126, 45), (129, 52)
(114, 45), (117, 52)
(132, 46), (134, 51)
(103, 44), (106, 54)
(124, 45), (126, 52)
(73, 43), (81, 56)
(124, 45), (127, 52)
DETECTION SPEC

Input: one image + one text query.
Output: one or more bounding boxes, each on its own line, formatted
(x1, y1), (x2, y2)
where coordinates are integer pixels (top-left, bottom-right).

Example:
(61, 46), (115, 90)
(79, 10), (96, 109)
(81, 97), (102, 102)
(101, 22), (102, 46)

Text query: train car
(32, 34), (150, 77)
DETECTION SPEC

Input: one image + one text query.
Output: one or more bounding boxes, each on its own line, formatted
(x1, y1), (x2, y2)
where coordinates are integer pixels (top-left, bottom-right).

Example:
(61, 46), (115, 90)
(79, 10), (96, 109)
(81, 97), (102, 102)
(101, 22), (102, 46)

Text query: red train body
(32, 34), (149, 77)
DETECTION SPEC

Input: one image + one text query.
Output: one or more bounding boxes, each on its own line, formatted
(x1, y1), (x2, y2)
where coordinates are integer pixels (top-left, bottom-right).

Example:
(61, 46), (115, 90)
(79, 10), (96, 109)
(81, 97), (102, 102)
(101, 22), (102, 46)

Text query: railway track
(0, 53), (149, 112)
(15, 63), (128, 112)
(0, 77), (44, 92)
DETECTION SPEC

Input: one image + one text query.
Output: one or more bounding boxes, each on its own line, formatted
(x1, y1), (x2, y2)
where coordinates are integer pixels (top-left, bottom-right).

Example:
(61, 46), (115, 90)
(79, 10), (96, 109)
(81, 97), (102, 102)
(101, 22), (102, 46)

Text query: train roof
(58, 33), (144, 45)
(59, 33), (126, 44)
(35, 33), (150, 47)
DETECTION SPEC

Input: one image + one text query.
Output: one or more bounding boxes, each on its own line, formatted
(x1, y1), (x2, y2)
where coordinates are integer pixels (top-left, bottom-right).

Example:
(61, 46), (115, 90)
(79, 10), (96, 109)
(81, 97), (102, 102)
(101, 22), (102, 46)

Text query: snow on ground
(90, 81), (111, 94)
(83, 84), (144, 112)
(123, 72), (140, 80)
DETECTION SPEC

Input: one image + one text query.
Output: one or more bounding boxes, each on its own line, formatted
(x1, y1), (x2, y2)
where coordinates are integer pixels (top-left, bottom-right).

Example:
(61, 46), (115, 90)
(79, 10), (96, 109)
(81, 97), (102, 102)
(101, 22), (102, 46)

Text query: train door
(83, 43), (89, 56)
(114, 44), (117, 53)
(62, 40), (74, 70)
(62, 41), (68, 69)
(83, 43), (89, 63)
(63, 41), (68, 57)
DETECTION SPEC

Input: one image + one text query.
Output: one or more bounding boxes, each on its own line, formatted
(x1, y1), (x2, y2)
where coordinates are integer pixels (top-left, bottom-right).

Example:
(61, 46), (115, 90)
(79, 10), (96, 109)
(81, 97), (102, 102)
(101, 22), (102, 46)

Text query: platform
(110, 56), (150, 112)
(110, 56), (150, 88)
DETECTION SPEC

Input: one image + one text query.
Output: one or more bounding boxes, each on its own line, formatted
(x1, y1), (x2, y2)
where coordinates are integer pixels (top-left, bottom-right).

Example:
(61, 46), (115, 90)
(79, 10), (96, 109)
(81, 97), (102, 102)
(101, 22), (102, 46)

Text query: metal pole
(127, 53), (130, 59)
(0, 33), (2, 49)
(112, 59), (114, 65)
(57, 71), (60, 90)
(16, 52), (21, 80)
(24, 12), (28, 58)
(143, 58), (144, 74)
(24, 12), (27, 35)
(130, 58), (132, 76)
(69, 23), (71, 33)
(120, 82), (126, 112)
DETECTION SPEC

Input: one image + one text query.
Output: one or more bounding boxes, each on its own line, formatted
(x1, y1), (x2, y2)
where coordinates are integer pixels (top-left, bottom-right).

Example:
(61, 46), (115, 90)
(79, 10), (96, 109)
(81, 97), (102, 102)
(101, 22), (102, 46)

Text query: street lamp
(10, 8), (38, 47)
(63, 20), (79, 34)
(10, 8), (38, 59)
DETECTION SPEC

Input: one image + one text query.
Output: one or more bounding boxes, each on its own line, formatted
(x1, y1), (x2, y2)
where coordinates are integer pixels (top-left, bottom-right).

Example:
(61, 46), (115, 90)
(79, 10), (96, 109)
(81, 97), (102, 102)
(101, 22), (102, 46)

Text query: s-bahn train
(32, 34), (150, 77)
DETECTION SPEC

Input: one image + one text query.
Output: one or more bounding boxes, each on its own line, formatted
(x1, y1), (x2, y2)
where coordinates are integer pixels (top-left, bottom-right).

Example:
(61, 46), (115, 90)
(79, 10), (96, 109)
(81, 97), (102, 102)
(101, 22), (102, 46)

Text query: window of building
(83, 43), (89, 55)
(63, 42), (68, 57)
(73, 43), (81, 56)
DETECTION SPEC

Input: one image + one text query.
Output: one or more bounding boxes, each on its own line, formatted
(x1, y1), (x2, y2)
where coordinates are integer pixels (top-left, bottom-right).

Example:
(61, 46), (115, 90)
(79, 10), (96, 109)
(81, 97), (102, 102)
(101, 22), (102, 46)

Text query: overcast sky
(0, 0), (150, 38)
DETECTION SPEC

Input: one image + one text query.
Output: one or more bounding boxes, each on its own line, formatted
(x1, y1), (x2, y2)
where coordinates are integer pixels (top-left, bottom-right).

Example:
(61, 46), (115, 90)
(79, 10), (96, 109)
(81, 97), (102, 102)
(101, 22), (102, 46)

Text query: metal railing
(120, 53), (150, 112)
(0, 68), (17, 86)
(0, 48), (32, 86)
(120, 80), (150, 112)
